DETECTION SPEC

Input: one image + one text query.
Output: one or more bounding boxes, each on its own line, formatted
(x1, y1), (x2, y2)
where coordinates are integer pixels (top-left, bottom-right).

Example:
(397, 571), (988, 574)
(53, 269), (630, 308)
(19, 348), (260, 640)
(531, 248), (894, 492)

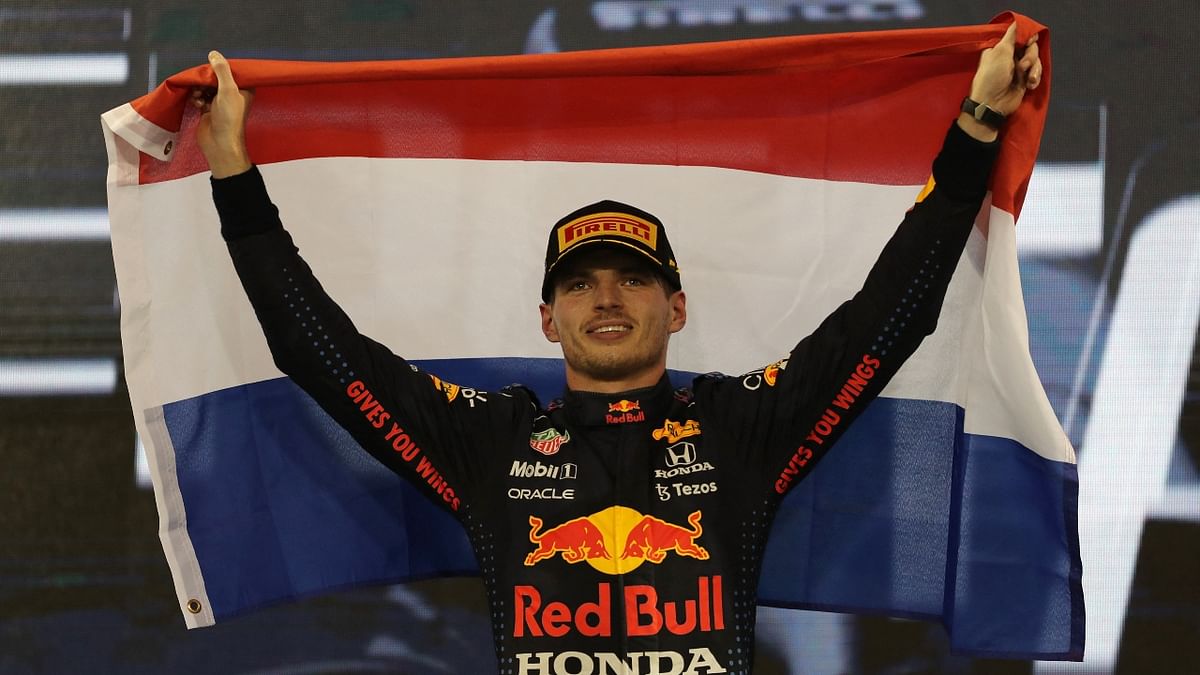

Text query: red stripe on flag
(131, 12), (1048, 216)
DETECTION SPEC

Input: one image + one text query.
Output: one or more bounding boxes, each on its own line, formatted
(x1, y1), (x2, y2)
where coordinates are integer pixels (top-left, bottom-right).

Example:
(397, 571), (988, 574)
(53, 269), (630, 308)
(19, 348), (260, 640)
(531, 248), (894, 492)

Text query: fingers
(208, 50), (238, 93)
(189, 87), (216, 110)
(1019, 40), (1039, 70)
(1016, 39), (1042, 90)
(1024, 39), (1039, 63)
(1028, 56), (1043, 89)
(998, 21), (1018, 52)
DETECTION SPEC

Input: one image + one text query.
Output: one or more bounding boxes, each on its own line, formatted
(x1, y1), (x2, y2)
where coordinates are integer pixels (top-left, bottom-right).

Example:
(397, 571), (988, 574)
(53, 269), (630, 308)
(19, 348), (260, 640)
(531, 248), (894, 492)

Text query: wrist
(956, 112), (998, 143)
(208, 142), (252, 179)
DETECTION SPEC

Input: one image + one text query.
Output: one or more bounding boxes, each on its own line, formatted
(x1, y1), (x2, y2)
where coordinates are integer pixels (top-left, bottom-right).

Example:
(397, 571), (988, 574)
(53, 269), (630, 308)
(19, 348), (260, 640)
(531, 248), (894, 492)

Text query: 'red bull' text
(513, 576), (724, 639)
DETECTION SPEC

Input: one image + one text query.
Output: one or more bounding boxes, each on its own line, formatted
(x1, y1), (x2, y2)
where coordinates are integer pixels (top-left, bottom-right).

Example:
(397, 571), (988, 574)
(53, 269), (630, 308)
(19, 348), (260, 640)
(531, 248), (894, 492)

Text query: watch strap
(960, 96), (1006, 129)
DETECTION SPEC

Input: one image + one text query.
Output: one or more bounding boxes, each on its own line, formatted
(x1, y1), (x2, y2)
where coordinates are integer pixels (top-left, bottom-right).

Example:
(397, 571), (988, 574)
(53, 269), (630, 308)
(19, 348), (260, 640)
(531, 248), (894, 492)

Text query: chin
(576, 350), (658, 382)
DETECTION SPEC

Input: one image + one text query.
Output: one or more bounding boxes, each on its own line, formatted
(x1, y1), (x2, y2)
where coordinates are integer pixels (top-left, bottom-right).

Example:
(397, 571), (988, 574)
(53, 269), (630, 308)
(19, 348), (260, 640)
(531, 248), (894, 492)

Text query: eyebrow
(558, 264), (655, 281)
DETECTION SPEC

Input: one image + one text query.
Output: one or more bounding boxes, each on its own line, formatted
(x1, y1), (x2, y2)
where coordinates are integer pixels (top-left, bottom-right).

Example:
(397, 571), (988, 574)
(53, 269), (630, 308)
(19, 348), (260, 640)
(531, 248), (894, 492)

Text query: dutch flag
(101, 12), (1082, 660)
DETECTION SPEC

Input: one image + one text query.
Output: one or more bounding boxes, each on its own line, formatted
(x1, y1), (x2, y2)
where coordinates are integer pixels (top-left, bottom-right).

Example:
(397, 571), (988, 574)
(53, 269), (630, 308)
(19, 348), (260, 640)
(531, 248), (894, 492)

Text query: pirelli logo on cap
(557, 212), (658, 254)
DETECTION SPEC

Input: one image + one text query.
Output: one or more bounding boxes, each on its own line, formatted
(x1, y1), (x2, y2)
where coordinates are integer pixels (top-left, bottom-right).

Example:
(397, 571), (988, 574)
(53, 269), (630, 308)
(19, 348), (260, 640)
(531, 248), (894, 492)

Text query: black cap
(541, 200), (681, 302)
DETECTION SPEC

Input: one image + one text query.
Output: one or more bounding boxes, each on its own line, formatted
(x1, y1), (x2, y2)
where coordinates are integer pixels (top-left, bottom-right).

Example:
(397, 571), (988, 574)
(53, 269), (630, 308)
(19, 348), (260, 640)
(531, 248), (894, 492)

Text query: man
(194, 23), (1041, 675)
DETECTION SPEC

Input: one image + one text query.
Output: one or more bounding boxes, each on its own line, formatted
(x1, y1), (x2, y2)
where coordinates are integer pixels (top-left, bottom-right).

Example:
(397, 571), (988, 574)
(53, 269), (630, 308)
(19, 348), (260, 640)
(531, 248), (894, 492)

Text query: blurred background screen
(1, 1), (1196, 673)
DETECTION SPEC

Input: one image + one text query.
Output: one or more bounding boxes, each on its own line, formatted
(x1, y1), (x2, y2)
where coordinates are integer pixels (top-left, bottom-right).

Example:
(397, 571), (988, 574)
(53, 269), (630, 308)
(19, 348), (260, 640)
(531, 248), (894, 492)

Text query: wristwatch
(960, 96), (1006, 130)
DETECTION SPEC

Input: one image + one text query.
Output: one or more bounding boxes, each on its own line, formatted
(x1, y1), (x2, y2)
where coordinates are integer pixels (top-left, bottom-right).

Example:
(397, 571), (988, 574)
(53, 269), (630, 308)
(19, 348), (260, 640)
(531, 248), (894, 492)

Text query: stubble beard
(561, 324), (669, 384)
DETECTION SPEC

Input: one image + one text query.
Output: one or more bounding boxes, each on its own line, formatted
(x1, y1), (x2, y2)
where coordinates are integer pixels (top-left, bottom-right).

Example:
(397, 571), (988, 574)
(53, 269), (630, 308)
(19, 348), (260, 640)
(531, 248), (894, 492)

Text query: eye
(623, 275), (649, 288)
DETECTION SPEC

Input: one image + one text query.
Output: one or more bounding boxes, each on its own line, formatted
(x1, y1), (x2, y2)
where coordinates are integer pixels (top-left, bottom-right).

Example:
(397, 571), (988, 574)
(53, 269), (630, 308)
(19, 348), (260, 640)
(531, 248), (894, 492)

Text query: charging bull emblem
(524, 515), (612, 566)
(525, 507), (708, 573)
(621, 510), (709, 563)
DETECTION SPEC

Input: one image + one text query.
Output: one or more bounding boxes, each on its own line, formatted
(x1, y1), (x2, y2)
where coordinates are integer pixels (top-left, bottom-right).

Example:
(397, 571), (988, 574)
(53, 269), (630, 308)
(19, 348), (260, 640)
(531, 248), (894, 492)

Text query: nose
(592, 277), (623, 310)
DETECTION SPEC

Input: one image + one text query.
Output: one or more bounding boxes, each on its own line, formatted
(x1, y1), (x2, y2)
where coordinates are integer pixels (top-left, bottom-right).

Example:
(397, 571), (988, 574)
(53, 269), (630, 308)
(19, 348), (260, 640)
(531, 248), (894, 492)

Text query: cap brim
(541, 239), (674, 302)
(546, 238), (664, 276)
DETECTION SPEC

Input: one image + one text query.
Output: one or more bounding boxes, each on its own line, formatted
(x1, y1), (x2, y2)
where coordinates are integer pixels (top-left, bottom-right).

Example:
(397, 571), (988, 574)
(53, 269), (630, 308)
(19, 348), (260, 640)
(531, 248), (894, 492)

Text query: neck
(564, 364), (666, 394)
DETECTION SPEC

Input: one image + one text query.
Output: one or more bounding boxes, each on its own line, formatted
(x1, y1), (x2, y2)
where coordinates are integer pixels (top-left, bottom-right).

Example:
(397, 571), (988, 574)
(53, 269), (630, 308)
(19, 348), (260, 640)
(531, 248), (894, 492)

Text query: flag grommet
(185, 599), (202, 614)
(164, 141), (173, 156)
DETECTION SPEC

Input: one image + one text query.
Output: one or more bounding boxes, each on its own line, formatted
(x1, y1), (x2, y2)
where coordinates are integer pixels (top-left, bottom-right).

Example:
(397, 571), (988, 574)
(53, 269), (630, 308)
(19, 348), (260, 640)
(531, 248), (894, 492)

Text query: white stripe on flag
(129, 157), (922, 402)
(116, 155), (1069, 463)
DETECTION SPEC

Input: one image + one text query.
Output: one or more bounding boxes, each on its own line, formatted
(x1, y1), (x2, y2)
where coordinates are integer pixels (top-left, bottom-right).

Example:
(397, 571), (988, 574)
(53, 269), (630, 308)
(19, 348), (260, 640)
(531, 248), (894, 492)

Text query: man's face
(540, 247), (686, 390)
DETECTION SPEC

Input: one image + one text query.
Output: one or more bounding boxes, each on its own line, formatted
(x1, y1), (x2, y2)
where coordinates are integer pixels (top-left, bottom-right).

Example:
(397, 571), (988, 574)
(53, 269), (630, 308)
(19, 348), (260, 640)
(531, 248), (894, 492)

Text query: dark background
(1, 1), (1196, 673)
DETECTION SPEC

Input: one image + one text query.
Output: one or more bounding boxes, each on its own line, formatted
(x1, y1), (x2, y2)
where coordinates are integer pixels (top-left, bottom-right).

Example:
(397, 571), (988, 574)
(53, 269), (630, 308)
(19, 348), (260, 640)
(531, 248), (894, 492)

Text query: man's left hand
(958, 22), (1043, 142)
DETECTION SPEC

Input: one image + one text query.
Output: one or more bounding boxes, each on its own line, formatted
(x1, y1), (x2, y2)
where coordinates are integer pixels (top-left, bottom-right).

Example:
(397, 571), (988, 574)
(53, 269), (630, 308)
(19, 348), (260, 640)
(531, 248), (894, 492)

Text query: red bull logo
(652, 418), (701, 443)
(608, 399), (640, 413)
(621, 510), (709, 563)
(513, 575), (725, 643)
(525, 515), (612, 566)
(605, 399), (645, 424)
(525, 507), (707, 574)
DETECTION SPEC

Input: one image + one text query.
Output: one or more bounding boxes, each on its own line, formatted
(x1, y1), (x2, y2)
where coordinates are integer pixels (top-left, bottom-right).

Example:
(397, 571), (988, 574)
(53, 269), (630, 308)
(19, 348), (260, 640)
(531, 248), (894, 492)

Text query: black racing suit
(214, 122), (997, 675)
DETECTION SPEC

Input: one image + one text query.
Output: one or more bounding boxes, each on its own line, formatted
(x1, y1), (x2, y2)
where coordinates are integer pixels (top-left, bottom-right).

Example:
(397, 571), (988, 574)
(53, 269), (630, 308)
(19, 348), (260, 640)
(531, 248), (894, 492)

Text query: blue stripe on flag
(758, 397), (961, 619)
(163, 358), (1081, 658)
(945, 433), (1084, 659)
(757, 397), (1082, 658)
(164, 376), (476, 619)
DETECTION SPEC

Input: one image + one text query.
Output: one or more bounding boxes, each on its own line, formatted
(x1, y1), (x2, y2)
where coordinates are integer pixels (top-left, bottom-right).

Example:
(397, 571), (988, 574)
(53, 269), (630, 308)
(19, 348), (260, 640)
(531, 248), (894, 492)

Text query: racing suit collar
(562, 373), (673, 427)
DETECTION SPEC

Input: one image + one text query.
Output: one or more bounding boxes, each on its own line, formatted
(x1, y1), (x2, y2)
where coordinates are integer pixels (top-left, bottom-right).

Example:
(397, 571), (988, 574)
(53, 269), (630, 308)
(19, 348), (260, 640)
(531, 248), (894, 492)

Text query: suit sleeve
(214, 167), (528, 516)
(693, 121), (1000, 496)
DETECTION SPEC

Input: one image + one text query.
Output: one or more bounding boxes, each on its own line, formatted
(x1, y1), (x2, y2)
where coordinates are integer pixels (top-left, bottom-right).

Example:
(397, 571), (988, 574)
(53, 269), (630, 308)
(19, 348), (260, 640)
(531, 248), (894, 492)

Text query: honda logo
(665, 442), (696, 467)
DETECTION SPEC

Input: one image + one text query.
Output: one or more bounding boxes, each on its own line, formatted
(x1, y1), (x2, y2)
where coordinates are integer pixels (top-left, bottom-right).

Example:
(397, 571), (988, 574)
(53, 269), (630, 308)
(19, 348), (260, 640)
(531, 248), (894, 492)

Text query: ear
(668, 290), (687, 334)
(539, 303), (561, 343)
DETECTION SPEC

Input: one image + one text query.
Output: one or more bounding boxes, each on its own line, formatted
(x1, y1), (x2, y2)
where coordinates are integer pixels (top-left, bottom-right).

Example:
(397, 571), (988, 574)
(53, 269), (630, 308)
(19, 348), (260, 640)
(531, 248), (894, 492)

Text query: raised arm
(193, 52), (524, 516)
(696, 24), (1043, 494)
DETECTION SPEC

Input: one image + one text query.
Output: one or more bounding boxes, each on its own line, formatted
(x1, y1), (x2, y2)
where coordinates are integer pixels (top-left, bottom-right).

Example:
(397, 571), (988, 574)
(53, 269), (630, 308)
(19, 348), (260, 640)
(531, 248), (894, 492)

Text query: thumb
(208, 50), (238, 93)
(1002, 21), (1019, 45)
(990, 21), (1018, 56)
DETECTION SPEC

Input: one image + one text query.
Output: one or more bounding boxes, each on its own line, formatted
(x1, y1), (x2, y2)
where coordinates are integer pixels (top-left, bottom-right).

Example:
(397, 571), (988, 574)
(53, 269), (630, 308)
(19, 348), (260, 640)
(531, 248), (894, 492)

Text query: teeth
(594, 325), (629, 334)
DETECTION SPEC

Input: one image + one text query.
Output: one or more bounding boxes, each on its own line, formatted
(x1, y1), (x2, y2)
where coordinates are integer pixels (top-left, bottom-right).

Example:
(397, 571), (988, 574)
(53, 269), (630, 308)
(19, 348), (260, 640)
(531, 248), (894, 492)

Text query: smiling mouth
(587, 323), (632, 335)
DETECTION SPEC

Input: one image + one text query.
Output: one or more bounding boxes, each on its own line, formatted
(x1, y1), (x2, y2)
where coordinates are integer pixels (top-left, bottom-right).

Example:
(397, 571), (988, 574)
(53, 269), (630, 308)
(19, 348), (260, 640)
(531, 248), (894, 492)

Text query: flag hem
(145, 405), (215, 628)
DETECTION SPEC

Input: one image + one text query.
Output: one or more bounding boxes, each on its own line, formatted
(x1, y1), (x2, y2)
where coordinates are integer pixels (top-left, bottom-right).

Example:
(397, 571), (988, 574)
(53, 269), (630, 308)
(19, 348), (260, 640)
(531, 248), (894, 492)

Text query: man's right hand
(191, 51), (253, 178)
